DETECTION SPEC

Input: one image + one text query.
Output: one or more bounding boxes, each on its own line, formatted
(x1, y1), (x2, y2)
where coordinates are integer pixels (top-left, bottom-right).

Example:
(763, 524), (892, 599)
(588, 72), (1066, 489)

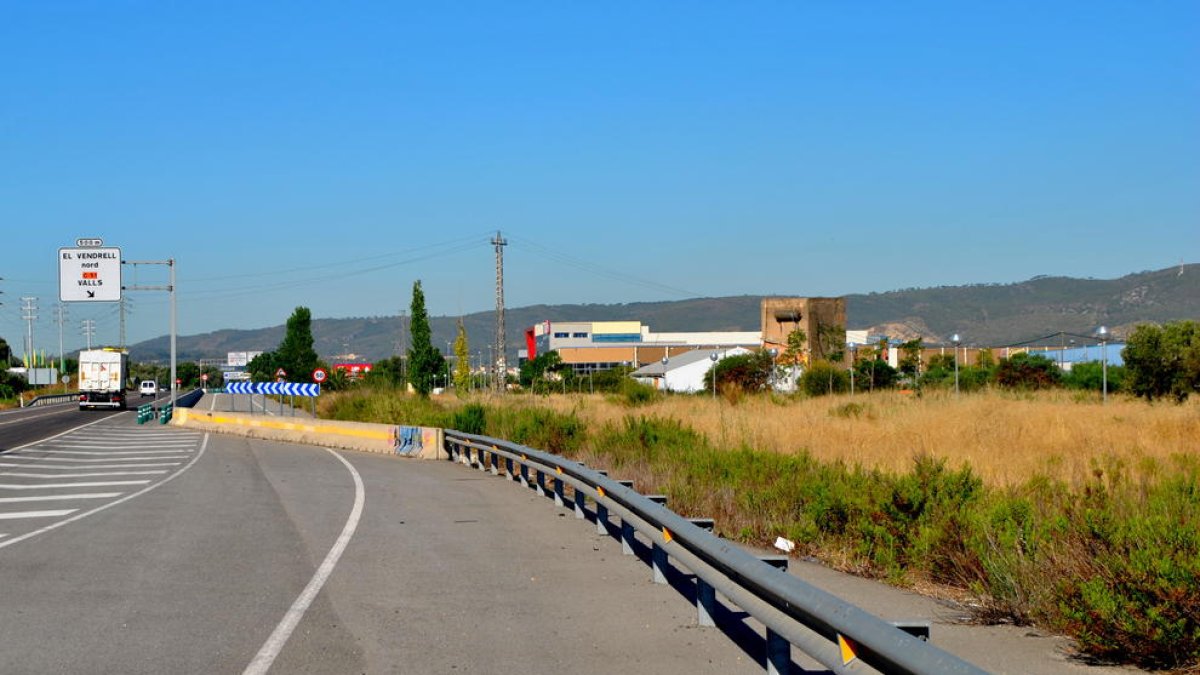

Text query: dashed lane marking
(0, 480), (153, 490)
(0, 470), (169, 479)
(0, 509), (77, 520)
(0, 462), (182, 470)
(0, 493), (123, 503)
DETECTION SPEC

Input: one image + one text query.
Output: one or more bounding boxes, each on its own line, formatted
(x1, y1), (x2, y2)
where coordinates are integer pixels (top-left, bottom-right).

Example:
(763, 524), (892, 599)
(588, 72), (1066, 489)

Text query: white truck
(78, 348), (130, 410)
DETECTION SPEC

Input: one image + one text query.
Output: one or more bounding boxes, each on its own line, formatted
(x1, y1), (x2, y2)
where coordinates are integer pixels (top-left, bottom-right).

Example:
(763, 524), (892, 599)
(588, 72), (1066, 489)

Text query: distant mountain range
(128, 264), (1200, 362)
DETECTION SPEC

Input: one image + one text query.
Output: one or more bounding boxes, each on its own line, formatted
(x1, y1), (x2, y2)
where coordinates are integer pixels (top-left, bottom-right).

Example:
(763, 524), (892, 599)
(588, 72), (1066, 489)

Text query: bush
(995, 353), (1061, 390)
(798, 360), (850, 396)
(1063, 361), (1125, 392)
(617, 378), (658, 406)
(448, 403), (487, 435)
(852, 359), (898, 392)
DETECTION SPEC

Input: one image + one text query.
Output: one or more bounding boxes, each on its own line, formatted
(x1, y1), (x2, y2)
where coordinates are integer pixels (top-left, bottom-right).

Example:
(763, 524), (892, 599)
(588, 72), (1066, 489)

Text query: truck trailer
(78, 348), (130, 410)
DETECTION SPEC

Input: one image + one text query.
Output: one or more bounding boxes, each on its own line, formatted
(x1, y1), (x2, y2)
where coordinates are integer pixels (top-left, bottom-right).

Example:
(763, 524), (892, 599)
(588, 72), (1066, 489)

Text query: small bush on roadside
(798, 360), (850, 396)
(448, 403), (487, 435)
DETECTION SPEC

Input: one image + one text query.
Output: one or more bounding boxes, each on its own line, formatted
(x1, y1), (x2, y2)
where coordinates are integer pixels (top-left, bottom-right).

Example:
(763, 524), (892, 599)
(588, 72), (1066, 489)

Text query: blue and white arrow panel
(225, 382), (320, 397)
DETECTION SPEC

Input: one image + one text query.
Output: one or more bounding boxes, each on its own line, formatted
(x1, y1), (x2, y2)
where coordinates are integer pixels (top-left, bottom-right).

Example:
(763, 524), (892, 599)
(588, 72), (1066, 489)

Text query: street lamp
(709, 351), (719, 400)
(1097, 325), (1109, 404)
(661, 356), (669, 392)
(951, 333), (961, 396)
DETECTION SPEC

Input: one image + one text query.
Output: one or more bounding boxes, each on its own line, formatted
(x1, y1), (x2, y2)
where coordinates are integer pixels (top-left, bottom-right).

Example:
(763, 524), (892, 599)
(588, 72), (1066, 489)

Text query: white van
(139, 380), (158, 398)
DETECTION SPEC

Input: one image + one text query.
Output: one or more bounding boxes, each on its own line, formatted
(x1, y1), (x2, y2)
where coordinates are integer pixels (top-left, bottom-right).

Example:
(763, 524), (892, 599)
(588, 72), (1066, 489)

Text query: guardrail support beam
(553, 476), (565, 508)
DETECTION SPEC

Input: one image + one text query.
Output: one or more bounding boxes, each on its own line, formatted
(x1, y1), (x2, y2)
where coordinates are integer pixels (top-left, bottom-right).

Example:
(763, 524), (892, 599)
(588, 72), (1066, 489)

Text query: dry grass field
(479, 389), (1200, 487)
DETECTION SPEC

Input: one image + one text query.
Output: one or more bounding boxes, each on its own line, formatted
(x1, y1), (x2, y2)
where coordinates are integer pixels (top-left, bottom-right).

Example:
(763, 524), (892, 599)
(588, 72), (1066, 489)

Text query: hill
(128, 264), (1200, 362)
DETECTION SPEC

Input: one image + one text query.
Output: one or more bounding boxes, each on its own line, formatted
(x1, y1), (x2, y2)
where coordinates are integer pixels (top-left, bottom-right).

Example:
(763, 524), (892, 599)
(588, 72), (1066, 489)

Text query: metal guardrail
(20, 392), (81, 408)
(444, 430), (987, 675)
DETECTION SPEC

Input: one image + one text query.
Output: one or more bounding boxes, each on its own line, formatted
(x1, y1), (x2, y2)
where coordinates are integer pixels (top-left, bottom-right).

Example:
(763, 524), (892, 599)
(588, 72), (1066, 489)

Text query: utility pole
(492, 231), (507, 394)
(21, 297), (38, 367)
(119, 295), (127, 348)
(81, 319), (96, 350)
(55, 303), (68, 384)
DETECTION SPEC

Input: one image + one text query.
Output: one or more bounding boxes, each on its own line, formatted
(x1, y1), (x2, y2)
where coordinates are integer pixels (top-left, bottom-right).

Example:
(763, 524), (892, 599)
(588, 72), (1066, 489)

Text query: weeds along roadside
(319, 387), (1200, 670)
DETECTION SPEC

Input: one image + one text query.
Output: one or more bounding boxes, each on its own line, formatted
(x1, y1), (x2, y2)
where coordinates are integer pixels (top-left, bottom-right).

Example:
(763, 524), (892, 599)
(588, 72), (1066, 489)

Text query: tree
(798, 360), (850, 396)
(898, 339), (923, 377)
(366, 356), (405, 388)
(854, 358), (898, 391)
(453, 319), (471, 392)
(1122, 320), (1200, 402)
(406, 281), (444, 396)
(277, 306), (319, 380)
(519, 350), (562, 389)
(995, 353), (1061, 390)
(247, 351), (278, 382)
(781, 327), (808, 369)
(705, 350), (774, 393)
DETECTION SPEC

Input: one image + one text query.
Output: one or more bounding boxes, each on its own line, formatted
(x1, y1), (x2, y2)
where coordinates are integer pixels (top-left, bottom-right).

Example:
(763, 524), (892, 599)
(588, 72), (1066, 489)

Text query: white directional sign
(59, 247), (122, 302)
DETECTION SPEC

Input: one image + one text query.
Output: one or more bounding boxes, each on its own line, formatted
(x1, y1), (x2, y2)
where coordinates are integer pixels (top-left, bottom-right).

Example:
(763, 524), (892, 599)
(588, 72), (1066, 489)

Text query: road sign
(59, 246), (122, 302)
(275, 368), (287, 378)
(312, 368), (327, 383)
(176, 378), (182, 385)
(201, 373), (209, 382)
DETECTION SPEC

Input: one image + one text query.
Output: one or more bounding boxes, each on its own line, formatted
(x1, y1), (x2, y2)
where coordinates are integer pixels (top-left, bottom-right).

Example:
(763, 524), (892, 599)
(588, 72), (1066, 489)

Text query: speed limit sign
(201, 373), (209, 382)
(312, 368), (328, 383)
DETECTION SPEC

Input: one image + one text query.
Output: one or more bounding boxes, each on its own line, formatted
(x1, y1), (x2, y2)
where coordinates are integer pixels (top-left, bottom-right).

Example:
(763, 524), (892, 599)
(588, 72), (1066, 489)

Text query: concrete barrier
(172, 409), (447, 460)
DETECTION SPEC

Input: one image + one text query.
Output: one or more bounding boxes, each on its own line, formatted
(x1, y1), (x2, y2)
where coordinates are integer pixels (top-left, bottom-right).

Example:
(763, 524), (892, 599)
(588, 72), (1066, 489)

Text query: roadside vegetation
(320, 370), (1199, 669)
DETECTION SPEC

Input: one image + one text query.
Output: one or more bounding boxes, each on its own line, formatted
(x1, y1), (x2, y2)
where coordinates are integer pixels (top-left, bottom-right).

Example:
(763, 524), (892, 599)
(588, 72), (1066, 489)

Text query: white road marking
(0, 434), (209, 551)
(0, 462), (180, 470)
(0, 509), (78, 520)
(0, 414), (117, 455)
(0, 480), (152, 489)
(37, 443), (197, 449)
(22, 450), (191, 456)
(0, 493), (123, 503)
(243, 448), (364, 675)
(4, 455), (188, 463)
(0, 470), (168, 478)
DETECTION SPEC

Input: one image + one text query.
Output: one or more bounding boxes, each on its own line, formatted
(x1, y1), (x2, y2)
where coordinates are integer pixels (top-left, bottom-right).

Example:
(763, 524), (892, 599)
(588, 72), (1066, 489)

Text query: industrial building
(521, 297), (849, 377)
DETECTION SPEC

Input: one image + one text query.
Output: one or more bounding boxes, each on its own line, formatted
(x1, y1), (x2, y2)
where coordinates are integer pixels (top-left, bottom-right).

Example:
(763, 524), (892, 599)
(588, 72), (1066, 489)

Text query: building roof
(631, 347), (747, 377)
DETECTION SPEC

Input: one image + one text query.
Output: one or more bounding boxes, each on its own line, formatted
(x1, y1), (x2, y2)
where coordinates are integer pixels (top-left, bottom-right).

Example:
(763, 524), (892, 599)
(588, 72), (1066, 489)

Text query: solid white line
(0, 470), (168, 478)
(242, 448), (364, 675)
(0, 435), (208, 551)
(0, 462), (181, 470)
(23, 450), (191, 456)
(0, 534), (7, 539)
(0, 456), (186, 464)
(0, 480), (152, 489)
(70, 440), (197, 446)
(0, 509), (77, 520)
(0, 493), (123, 503)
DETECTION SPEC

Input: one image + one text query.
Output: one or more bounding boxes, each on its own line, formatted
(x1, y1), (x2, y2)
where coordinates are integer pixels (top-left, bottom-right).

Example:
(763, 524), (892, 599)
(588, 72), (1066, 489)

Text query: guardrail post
(759, 556), (791, 675)
(594, 470), (609, 534)
(519, 462), (529, 487)
(553, 473), (565, 508)
(504, 457), (514, 480)
(616, 480), (636, 554)
(648, 495), (669, 584)
(535, 470), (546, 496)
(685, 517), (718, 626)
(572, 465), (587, 519)
(478, 448), (489, 472)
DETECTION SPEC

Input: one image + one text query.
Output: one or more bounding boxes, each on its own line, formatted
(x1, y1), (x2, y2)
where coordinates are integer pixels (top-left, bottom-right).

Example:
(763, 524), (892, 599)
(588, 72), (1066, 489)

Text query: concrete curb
(172, 408), (447, 460)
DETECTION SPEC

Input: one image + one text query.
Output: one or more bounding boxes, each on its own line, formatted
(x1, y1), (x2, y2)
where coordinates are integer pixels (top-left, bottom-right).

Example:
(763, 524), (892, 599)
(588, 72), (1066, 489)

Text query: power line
(507, 234), (702, 298)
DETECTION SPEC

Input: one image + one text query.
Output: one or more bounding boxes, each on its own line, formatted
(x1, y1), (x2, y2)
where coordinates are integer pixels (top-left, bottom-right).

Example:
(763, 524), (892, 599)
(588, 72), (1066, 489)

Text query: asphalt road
(0, 411), (759, 674)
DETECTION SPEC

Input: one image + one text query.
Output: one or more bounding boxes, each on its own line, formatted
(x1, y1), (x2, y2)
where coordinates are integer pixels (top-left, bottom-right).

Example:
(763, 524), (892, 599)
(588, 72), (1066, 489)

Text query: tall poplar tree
(407, 281), (444, 396)
(453, 319), (470, 392)
(278, 306), (319, 379)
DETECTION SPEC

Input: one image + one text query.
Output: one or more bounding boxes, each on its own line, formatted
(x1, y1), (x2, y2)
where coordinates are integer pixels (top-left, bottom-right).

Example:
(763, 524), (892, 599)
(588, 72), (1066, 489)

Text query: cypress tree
(407, 281), (444, 396)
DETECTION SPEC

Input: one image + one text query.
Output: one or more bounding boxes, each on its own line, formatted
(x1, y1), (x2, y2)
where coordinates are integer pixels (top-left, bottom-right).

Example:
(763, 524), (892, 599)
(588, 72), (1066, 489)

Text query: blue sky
(2, 2), (1197, 354)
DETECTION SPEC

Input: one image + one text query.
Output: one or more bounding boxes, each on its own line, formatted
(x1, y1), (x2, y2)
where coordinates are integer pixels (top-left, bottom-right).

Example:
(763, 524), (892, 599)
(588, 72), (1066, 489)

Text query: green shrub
(799, 360), (850, 396)
(618, 378), (658, 406)
(448, 403), (487, 435)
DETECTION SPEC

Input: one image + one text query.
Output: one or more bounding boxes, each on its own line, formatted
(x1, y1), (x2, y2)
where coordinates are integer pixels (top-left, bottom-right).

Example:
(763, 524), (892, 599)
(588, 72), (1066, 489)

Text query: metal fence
(20, 392), (80, 408)
(444, 430), (987, 675)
